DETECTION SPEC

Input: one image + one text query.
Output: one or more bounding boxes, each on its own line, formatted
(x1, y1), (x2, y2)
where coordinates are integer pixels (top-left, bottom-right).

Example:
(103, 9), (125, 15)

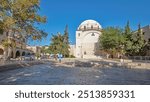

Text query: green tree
(99, 27), (125, 57)
(123, 21), (134, 55)
(41, 46), (51, 55)
(49, 25), (70, 58)
(0, 0), (47, 60)
(131, 24), (146, 55)
(63, 25), (70, 57)
(50, 33), (64, 55)
(0, 0), (47, 38)
(99, 22), (148, 57)
(49, 28), (70, 58)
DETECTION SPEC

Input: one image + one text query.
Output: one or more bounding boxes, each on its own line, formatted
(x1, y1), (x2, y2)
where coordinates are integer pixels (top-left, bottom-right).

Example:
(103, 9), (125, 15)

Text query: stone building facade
(141, 25), (150, 42)
(26, 46), (42, 55)
(75, 20), (102, 58)
(69, 45), (76, 56)
(141, 25), (150, 55)
(0, 30), (33, 59)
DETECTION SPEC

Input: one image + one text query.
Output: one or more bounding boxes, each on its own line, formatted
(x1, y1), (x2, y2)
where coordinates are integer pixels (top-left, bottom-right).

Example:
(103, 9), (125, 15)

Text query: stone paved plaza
(0, 61), (150, 85)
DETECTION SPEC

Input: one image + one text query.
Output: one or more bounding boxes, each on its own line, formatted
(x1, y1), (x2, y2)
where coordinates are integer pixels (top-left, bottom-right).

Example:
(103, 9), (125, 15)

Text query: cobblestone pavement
(0, 62), (150, 85)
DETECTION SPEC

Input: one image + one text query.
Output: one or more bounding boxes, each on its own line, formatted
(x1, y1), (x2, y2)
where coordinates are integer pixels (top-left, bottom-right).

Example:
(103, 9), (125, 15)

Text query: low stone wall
(126, 62), (150, 69)
(60, 59), (150, 69)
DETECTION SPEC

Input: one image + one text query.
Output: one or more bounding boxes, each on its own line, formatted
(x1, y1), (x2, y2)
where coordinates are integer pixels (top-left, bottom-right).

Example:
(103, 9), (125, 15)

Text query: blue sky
(29, 0), (150, 46)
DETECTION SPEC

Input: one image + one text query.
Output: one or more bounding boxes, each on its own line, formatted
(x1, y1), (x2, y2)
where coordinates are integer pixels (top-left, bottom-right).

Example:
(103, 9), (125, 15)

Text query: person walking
(58, 53), (63, 63)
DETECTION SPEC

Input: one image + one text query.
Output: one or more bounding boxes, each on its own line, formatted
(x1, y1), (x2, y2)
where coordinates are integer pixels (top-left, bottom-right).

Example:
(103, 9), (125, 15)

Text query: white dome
(78, 19), (102, 31)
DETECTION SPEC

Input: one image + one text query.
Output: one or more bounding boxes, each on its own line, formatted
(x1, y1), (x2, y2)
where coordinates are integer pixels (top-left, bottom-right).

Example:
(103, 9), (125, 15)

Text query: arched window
(91, 25), (93, 29)
(84, 26), (86, 30)
(16, 51), (20, 58)
(148, 38), (150, 43)
(0, 49), (4, 55)
(22, 52), (26, 56)
(84, 51), (86, 55)
(91, 33), (95, 36)
(78, 33), (80, 37)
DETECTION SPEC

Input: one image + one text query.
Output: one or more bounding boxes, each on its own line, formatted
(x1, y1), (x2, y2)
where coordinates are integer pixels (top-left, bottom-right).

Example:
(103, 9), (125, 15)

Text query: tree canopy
(130, 24), (147, 56)
(123, 21), (133, 54)
(63, 25), (70, 57)
(0, 0), (47, 39)
(49, 25), (70, 57)
(99, 21), (148, 57)
(99, 27), (124, 54)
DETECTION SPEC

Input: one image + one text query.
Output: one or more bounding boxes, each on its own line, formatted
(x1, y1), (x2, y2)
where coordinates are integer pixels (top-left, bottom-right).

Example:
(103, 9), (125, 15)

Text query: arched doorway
(22, 52), (25, 56)
(16, 51), (20, 58)
(0, 49), (4, 55)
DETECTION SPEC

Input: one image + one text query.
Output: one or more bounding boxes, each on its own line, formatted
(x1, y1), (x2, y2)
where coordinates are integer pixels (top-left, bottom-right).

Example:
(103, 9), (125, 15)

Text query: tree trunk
(3, 48), (8, 61)
(7, 47), (12, 60)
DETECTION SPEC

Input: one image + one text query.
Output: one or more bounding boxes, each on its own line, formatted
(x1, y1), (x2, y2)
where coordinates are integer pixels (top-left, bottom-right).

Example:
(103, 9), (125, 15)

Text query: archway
(22, 52), (25, 56)
(0, 49), (4, 55)
(16, 51), (20, 58)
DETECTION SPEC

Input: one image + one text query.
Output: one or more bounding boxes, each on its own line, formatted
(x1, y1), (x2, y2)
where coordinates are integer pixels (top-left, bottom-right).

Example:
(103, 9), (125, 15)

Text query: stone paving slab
(0, 61), (44, 72)
(0, 62), (150, 85)
(0, 59), (150, 73)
